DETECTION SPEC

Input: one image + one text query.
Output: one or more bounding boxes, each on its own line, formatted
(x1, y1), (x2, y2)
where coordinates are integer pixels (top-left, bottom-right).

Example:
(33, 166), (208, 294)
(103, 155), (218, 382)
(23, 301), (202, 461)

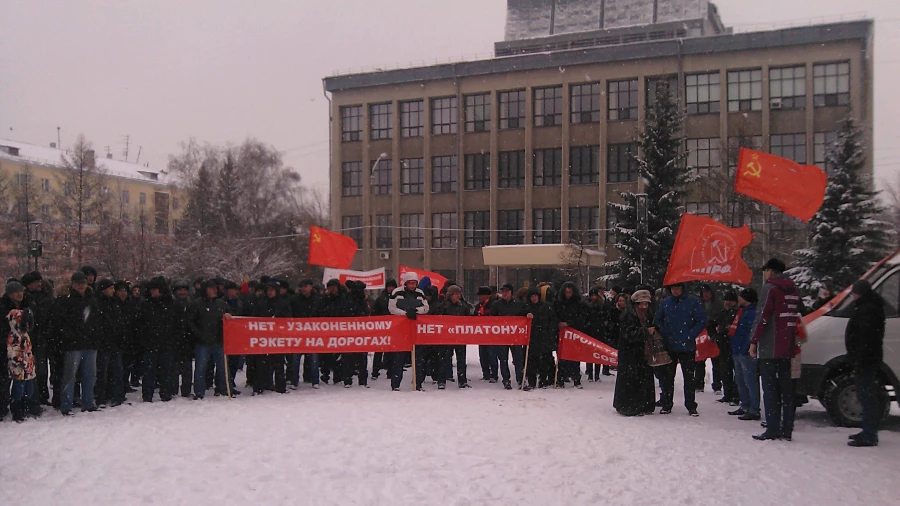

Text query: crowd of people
(2, 258), (886, 447)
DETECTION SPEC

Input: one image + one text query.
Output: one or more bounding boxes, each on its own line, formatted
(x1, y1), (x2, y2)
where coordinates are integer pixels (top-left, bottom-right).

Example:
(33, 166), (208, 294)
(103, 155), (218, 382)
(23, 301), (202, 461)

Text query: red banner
(223, 316), (412, 355)
(735, 148), (827, 222)
(414, 315), (531, 345)
(557, 328), (618, 366)
(663, 213), (754, 286)
(695, 330), (720, 362)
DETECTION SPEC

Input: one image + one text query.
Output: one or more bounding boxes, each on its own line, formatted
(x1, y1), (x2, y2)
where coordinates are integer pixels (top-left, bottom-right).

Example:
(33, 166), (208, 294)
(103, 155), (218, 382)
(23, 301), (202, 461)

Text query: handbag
(645, 329), (672, 367)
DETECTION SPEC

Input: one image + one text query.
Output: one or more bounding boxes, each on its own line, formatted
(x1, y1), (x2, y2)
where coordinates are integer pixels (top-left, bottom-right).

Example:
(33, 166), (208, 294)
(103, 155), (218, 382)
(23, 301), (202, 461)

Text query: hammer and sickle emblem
(313, 233), (322, 243)
(743, 161), (762, 178)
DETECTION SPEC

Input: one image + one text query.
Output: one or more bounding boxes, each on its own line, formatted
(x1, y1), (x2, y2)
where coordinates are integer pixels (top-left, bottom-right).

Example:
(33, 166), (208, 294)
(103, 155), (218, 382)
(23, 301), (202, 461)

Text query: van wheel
(823, 373), (890, 427)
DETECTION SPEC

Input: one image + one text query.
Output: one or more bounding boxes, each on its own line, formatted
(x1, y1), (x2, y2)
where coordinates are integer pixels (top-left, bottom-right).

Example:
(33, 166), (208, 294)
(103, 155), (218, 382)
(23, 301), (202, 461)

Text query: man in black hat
(473, 286), (496, 382)
(370, 278), (397, 380)
(491, 283), (527, 390)
(713, 290), (740, 405)
(53, 272), (102, 415)
(845, 280), (886, 447)
(22, 270), (52, 405)
(95, 279), (127, 407)
(189, 279), (233, 399)
(291, 278), (321, 388)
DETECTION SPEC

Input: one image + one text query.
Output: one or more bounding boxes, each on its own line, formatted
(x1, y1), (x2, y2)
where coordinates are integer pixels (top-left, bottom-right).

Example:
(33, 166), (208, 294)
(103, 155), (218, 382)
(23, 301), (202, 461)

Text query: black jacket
(97, 293), (126, 352)
(291, 292), (321, 318)
(371, 290), (392, 316)
(620, 306), (654, 353)
(491, 297), (526, 318)
(254, 295), (293, 318)
(845, 290), (886, 370)
(50, 289), (102, 352)
(584, 299), (609, 343)
(189, 296), (232, 346)
(173, 296), (195, 357)
(553, 282), (587, 332)
(135, 295), (180, 352)
(316, 292), (352, 318)
(524, 293), (557, 352)
(23, 287), (52, 352)
(434, 299), (472, 317)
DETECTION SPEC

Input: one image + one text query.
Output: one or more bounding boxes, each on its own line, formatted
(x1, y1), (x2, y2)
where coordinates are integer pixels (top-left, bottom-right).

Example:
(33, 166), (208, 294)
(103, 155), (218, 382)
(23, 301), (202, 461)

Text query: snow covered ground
(2, 349), (898, 505)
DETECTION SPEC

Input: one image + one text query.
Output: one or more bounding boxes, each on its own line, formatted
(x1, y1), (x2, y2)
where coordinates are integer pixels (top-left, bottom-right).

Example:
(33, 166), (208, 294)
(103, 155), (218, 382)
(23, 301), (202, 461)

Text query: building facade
(323, 12), (874, 295)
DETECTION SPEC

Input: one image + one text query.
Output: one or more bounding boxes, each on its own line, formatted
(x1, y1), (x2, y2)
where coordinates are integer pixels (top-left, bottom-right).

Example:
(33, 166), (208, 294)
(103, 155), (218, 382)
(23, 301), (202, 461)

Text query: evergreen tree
(788, 117), (893, 293)
(215, 152), (242, 235)
(604, 81), (696, 288)
(178, 161), (219, 238)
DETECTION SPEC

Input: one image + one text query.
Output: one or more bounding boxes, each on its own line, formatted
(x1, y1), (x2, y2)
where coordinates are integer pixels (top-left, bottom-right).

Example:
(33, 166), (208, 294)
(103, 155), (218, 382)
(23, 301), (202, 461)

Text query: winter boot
(11, 401), (26, 423)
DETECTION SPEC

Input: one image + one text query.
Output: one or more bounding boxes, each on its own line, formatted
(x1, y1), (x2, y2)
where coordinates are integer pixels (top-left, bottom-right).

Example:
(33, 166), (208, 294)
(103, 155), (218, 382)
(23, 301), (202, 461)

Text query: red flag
(399, 265), (448, 291)
(663, 213), (754, 286)
(558, 327), (618, 366)
(308, 225), (358, 269)
(695, 330), (720, 362)
(735, 147), (827, 222)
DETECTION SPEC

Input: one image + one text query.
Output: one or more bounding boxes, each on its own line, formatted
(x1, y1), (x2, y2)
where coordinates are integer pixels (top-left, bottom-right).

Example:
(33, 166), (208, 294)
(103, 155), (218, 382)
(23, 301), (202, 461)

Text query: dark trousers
(142, 350), (175, 401)
(287, 354), (302, 386)
(255, 354), (287, 393)
(341, 353), (368, 386)
(49, 349), (64, 408)
(390, 349), (426, 390)
(493, 345), (526, 385)
(96, 350), (125, 405)
(320, 353), (339, 384)
(173, 357), (193, 397)
(526, 351), (554, 388)
(450, 345), (467, 385)
(479, 345), (497, 380)
(34, 346), (50, 403)
(0, 365), (9, 418)
(558, 359), (582, 385)
(759, 358), (795, 437)
(660, 352), (697, 411)
(124, 351), (141, 387)
(715, 340), (739, 400)
(372, 352), (387, 377)
(854, 368), (881, 442)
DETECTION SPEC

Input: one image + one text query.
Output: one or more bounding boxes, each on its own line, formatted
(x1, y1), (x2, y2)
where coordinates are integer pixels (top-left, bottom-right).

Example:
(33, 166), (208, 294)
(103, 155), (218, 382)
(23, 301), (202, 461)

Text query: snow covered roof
(0, 137), (170, 185)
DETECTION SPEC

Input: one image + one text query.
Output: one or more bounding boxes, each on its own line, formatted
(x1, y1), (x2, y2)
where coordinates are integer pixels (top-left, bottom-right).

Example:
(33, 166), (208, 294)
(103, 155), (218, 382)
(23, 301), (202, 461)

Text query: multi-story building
(323, 0), (873, 296)
(0, 137), (184, 277)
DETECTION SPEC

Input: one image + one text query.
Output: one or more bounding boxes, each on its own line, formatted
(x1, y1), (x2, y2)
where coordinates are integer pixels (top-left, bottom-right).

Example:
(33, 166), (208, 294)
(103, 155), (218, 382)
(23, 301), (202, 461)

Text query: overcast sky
(1, 0), (898, 193)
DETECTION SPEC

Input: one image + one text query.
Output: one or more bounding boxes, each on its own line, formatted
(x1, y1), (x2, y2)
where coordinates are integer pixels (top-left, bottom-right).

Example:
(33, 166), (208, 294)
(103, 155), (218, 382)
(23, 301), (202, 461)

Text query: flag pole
(223, 353), (233, 400)
(411, 345), (417, 391)
(554, 354), (559, 389)
(520, 344), (530, 390)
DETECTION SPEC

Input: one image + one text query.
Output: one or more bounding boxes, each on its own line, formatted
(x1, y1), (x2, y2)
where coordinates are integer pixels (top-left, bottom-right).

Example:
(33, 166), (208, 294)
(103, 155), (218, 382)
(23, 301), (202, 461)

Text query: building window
(727, 69), (762, 112)
(770, 134), (807, 164)
(608, 79), (638, 120)
(431, 155), (458, 193)
(570, 145), (599, 185)
(686, 202), (714, 217)
(686, 138), (721, 177)
(647, 75), (679, 108)
(497, 210), (524, 245)
(369, 103), (392, 140)
(342, 215), (363, 246)
(569, 207), (600, 245)
(399, 100), (424, 138)
(431, 212), (458, 249)
(464, 211), (490, 248)
(607, 143), (639, 183)
(533, 208), (561, 244)
(375, 214), (392, 249)
(464, 269), (489, 302)
(465, 153), (490, 190)
(371, 158), (392, 195)
(727, 135), (763, 174)
(400, 213), (424, 249)
(41, 178), (50, 192)
(571, 83), (602, 124)
(15, 173), (29, 186)
(140, 192), (147, 205)
(686, 72), (721, 115)
(340, 105), (362, 142)
(400, 158), (424, 195)
(40, 204), (51, 216)
(533, 148), (562, 187)
(465, 94), (491, 133)
(172, 197), (180, 210)
(813, 62), (850, 107)
(341, 161), (363, 197)
(770, 210), (805, 241)
(121, 189), (130, 204)
(498, 150), (526, 188)
(431, 97), (458, 135)
(499, 90), (526, 129)
(814, 132), (838, 175)
(606, 208), (619, 245)
(770, 66), (806, 109)
(534, 86), (563, 127)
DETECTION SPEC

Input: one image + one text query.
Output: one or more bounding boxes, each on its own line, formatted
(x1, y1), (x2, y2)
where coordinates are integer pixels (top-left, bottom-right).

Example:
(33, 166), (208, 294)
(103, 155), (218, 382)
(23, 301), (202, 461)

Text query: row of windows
(11, 174), (175, 209)
(340, 145), (622, 196)
(340, 62), (851, 141)
(343, 207), (603, 249)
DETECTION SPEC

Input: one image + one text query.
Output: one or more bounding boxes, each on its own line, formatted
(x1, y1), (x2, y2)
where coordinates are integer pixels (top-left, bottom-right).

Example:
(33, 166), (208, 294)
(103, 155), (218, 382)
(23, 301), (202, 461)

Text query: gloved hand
(406, 307), (418, 320)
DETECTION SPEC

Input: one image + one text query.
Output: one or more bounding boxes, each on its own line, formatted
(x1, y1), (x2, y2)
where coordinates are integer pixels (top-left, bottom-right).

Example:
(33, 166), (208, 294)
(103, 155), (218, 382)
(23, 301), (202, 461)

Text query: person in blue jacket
(729, 288), (760, 421)
(654, 281), (707, 415)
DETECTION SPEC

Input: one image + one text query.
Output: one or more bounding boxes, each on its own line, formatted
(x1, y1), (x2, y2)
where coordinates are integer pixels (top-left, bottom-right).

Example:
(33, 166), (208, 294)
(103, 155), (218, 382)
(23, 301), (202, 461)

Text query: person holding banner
(290, 279), (321, 388)
(614, 290), (657, 416)
(655, 282), (706, 416)
(553, 282), (587, 389)
(473, 286), (497, 382)
(491, 284), (528, 390)
(387, 272), (429, 391)
(432, 285), (472, 389)
(370, 279), (397, 380)
(523, 288), (557, 391)
(341, 280), (370, 388)
(189, 280), (232, 400)
(251, 282), (293, 395)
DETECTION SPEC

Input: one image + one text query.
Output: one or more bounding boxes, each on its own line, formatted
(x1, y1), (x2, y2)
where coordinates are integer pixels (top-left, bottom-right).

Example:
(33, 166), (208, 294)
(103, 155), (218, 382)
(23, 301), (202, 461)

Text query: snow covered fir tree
(788, 116), (893, 295)
(604, 81), (696, 288)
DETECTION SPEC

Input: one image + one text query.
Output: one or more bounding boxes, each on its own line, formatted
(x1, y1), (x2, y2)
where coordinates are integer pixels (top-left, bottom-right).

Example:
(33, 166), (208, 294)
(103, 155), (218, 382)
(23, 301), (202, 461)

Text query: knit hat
(5, 280), (24, 294)
(401, 271), (419, 285)
(97, 279), (115, 292)
(761, 258), (787, 273)
(114, 280), (129, 292)
(500, 283), (514, 292)
(71, 271), (88, 283)
(631, 290), (652, 304)
(851, 280), (872, 296)
(477, 286), (493, 296)
(80, 265), (98, 278)
(299, 278), (314, 287)
(723, 290), (738, 302)
(739, 288), (758, 305)
(326, 279), (341, 288)
(446, 285), (462, 296)
(21, 271), (42, 287)
(173, 279), (191, 290)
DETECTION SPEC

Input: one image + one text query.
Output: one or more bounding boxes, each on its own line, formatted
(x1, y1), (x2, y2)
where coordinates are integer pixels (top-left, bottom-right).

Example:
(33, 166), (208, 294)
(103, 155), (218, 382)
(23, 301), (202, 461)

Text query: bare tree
(881, 172), (900, 248)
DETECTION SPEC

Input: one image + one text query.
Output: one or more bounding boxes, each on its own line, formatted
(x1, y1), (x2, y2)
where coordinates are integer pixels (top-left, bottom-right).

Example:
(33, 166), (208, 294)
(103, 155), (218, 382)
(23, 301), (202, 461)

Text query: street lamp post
(29, 220), (43, 272)
(363, 153), (388, 270)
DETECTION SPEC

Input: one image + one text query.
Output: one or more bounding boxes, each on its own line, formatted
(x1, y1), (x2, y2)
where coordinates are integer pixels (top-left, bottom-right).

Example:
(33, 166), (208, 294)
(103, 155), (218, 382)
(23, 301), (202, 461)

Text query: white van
(799, 249), (900, 427)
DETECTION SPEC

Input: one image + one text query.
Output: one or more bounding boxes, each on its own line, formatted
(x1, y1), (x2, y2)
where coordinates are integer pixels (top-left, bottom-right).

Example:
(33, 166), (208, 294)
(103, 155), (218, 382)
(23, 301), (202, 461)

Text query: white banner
(322, 267), (386, 290)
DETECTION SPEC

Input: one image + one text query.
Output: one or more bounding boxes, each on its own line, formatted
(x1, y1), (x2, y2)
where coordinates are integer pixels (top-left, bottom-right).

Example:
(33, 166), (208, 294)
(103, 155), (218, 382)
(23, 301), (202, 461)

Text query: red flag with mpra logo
(223, 316), (412, 355)
(399, 265), (448, 291)
(735, 148), (827, 222)
(308, 226), (358, 269)
(695, 330), (720, 362)
(557, 328), (618, 366)
(663, 213), (754, 286)
(413, 315), (531, 346)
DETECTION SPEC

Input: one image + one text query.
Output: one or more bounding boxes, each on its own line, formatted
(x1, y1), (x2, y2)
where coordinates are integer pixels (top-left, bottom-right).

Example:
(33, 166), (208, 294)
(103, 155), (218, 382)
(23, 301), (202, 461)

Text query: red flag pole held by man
(663, 213), (754, 286)
(734, 147), (827, 222)
(308, 225), (358, 269)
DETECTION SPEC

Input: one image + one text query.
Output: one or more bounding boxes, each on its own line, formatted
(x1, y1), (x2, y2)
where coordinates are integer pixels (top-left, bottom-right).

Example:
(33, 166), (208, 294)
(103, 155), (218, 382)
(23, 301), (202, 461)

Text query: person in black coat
(50, 272), (102, 415)
(473, 286), (497, 382)
(21, 271), (52, 405)
(134, 277), (180, 402)
(523, 288), (557, 390)
(251, 282), (293, 394)
(369, 278), (397, 380)
(490, 284), (528, 390)
(553, 281), (587, 389)
(316, 279), (352, 385)
(189, 279), (233, 399)
(95, 279), (127, 407)
(432, 285), (473, 389)
(584, 286), (610, 381)
(171, 280), (196, 398)
(290, 279), (321, 388)
(340, 280), (370, 388)
(613, 290), (657, 416)
(845, 280), (887, 447)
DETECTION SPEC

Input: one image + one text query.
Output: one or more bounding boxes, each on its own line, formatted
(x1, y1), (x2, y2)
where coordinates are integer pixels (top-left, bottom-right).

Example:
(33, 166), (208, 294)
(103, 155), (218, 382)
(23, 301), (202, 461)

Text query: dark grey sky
(1, 0), (897, 193)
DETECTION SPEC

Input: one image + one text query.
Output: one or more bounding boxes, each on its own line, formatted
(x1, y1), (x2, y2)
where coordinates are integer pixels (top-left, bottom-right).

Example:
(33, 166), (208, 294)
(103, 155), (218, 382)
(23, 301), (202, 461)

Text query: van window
(876, 270), (899, 318)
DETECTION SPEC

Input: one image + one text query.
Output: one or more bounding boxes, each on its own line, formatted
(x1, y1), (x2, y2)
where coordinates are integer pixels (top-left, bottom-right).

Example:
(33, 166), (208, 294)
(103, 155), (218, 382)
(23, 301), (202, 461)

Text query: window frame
(534, 86), (563, 127)
(769, 66), (806, 109)
(431, 155), (458, 193)
(770, 133), (807, 164)
(569, 145), (600, 185)
(464, 211), (490, 248)
(607, 143), (639, 183)
(570, 82), (602, 124)
(465, 93), (492, 133)
(498, 150), (526, 189)
(342, 215), (363, 247)
(499, 90), (526, 130)
(685, 72), (721, 115)
(608, 78), (639, 120)
(532, 208), (561, 244)
(400, 100), (424, 138)
(400, 213), (424, 249)
(686, 138), (722, 178)
(464, 153), (490, 191)
(400, 158), (424, 195)
(371, 158), (392, 195)
(369, 102), (392, 140)
(813, 62), (850, 107)
(533, 148), (562, 187)
(497, 209), (525, 245)
(726, 69), (762, 112)
(340, 105), (362, 142)
(569, 206), (600, 245)
(431, 97), (458, 135)
(374, 214), (393, 249)
(341, 161), (363, 197)
(431, 212), (458, 249)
